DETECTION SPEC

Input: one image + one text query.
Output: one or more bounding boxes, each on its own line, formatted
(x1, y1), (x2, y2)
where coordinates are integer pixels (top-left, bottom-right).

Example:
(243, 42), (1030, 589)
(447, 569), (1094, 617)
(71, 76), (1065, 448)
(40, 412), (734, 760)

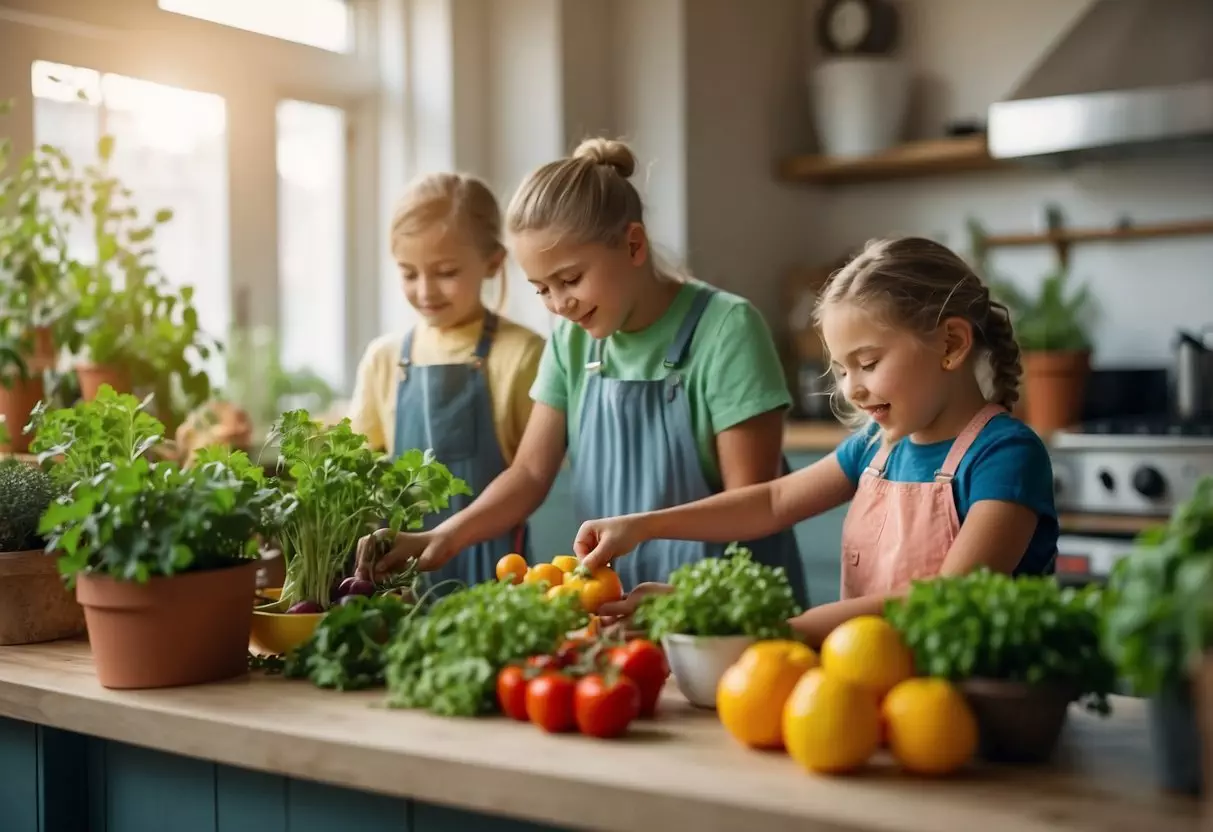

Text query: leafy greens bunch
(634, 544), (801, 640)
(266, 410), (470, 610)
(385, 580), (587, 717)
(884, 568), (1117, 714)
(284, 593), (417, 691)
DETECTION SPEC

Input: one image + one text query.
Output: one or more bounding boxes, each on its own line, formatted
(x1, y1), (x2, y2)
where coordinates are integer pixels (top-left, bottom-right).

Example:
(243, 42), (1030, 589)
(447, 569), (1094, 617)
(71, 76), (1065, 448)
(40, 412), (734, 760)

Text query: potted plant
(884, 568), (1117, 763)
(1103, 476), (1213, 795)
(0, 455), (85, 645)
(35, 386), (276, 689)
(633, 545), (802, 708)
(249, 410), (469, 655)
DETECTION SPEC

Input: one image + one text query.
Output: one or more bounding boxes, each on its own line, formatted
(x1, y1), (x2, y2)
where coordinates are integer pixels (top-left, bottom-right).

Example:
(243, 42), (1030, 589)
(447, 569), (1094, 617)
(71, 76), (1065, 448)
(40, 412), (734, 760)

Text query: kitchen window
(157, 0), (353, 53)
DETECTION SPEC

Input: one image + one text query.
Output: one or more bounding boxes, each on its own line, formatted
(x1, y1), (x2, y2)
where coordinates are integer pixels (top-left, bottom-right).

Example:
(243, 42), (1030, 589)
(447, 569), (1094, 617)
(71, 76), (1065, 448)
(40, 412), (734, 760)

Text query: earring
(942, 358), (952, 369)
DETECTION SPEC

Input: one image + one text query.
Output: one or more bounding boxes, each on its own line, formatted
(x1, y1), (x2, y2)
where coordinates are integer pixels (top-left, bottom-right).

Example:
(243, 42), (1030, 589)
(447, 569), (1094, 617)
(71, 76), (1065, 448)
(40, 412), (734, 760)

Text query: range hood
(987, 0), (1213, 163)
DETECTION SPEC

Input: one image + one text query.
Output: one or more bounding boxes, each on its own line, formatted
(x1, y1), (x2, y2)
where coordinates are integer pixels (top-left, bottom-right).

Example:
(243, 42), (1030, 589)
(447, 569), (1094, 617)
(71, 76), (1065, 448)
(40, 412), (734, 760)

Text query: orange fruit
(882, 678), (977, 776)
(782, 668), (881, 775)
(551, 555), (579, 573)
(717, 640), (818, 749)
(496, 553), (527, 585)
(820, 615), (914, 699)
(546, 583), (579, 602)
(524, 562), (564, 589)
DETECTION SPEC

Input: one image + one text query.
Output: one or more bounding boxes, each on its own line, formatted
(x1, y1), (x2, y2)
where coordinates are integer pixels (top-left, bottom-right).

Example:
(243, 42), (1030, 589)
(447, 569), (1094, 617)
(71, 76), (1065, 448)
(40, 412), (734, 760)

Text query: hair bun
(572, 137), (636, 179)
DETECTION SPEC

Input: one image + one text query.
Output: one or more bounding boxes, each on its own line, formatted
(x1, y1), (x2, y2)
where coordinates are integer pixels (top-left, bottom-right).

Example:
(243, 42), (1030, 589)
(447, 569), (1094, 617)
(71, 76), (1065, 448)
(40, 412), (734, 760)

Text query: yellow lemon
(820, 615), (914, 699)
(882, 678), (978, 776)
(717, 640), (818, 749)
(782, 668), (881, 774)
(551, 555), (579, 573)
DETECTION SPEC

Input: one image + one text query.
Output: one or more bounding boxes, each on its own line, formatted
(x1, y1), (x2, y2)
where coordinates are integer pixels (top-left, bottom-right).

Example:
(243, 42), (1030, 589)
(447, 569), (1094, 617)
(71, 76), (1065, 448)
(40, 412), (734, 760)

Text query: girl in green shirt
(358, 138), (806, 605)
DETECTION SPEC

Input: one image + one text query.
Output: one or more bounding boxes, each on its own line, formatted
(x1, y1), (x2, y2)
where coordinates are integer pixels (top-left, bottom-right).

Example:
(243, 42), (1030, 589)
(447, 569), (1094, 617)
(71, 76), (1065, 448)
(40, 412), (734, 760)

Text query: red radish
(287, 600), (323, 614)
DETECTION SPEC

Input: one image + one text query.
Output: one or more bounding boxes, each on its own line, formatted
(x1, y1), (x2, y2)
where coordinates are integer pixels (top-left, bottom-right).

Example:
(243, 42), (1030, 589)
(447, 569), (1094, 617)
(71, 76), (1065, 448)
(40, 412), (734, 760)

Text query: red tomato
(526, 654), (561, 672)
(608, 639), (669, 718)
(496, 665), (529, 721)
(526, 672), (577, 733)
(574, 673), (641, 739)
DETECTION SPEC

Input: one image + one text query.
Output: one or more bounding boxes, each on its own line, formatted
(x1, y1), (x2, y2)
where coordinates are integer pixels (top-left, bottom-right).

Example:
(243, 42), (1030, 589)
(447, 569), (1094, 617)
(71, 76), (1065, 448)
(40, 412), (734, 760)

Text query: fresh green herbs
(384, 580), (587, 717)
(884, 568), (1117, 714)
(1103, 476), (1213, 696)
(634, 545), (801, 640)
(26, 385), (165, 491)
(39, 446), (274, 587)
(0, 458), (56, 551)
(284, 594), (417, 691)
(266, 410), (470, 610)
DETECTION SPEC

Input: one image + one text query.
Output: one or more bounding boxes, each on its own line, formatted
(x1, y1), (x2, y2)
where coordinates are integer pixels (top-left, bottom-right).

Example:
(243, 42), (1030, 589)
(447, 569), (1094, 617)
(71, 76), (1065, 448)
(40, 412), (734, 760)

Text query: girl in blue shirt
(576, 236), (1058, 647)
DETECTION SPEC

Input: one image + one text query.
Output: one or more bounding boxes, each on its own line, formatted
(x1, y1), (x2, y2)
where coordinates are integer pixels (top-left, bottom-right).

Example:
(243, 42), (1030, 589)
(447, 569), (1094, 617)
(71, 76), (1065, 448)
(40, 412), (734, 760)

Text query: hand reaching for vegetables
(594, 581), (673, 630)
(573, 515), (647, 571)
(355, 529), (455, 579)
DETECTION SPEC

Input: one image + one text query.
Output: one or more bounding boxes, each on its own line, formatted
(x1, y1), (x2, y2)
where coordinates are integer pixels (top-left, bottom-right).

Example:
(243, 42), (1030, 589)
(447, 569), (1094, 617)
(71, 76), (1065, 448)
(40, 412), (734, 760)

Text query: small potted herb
(1103, 476), (1213, 795)
(0, 455), (84, 645)
(34, 390), (275, 689)
(885, 568), (1116, 763)
(250, 411), (469, 655)
(633, 545), (802, 709)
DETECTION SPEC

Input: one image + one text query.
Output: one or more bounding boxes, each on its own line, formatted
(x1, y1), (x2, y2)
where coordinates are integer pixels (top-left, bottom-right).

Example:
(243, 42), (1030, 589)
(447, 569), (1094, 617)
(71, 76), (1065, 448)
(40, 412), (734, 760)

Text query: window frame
(0, 0), (393, 396)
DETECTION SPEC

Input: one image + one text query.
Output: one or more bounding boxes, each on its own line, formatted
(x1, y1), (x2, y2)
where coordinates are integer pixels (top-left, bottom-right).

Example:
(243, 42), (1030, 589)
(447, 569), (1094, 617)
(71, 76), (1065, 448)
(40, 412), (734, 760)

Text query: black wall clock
(817, 0), (900, 55)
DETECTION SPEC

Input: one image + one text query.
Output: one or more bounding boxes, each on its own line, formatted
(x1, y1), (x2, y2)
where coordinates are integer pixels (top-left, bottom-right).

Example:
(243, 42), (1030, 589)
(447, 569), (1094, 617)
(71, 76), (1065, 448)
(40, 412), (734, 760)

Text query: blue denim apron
(393, 312), (529, 591)
(570, 287), (808, 608)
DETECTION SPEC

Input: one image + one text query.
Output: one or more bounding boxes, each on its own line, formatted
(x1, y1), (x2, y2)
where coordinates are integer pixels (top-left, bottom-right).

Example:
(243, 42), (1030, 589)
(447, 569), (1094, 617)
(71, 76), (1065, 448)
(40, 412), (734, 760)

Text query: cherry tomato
(574, 673), (641, 739)
(556, 638), (590, 668)
(609, 639), (669, 718)
(526, 654), (561, 672)
(526, 672), (578, 733)
(496, 553), (527, 585)
(496, 665), (529, 721)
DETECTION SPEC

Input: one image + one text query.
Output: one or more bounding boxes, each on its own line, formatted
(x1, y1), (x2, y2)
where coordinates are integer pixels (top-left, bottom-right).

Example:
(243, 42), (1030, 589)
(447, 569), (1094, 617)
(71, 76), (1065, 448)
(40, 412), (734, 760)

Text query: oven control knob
(1132, 466), (1166, 499)
(1098, 470), (1115, 491)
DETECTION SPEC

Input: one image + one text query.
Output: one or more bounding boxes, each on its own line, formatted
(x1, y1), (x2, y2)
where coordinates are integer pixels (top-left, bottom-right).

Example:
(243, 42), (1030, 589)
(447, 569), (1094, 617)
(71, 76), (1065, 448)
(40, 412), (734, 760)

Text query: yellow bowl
(249, 587), (324, 656)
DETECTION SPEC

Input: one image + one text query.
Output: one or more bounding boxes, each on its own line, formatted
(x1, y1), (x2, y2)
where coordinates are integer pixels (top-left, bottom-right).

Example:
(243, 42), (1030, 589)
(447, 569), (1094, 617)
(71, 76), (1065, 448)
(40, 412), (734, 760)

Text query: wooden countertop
(0, 639), (1202, 832)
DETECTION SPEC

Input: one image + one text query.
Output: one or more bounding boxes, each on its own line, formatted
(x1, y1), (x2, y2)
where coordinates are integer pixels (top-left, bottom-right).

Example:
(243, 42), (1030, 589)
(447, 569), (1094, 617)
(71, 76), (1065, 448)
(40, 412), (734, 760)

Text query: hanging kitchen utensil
(1173, 328), (1213, 421)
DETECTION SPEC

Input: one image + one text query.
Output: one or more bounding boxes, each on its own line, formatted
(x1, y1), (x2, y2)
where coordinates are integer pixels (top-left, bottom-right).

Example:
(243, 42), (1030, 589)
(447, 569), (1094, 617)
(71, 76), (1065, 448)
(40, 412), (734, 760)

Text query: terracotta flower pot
(0, 374), (46, 454)
(27, 326), (57, 372)
(1021, 350), (1091, 436)
(960, 678), (1078, 763)
(0, 550), (86, 645)
(76, 560), (259, 689)
(75, 363), (132, 400)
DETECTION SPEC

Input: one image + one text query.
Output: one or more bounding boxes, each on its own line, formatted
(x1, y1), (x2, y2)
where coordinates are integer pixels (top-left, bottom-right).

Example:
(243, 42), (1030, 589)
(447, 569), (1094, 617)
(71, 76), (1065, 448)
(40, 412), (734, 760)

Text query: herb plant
(27, 385), (165, 492)
(0, 458), (56, 551)
(1103, 476), (1213, 696)
(284, 594), (417, 691)
(384, 580), (587, 717)
(633, 545), (802, 640)
(265, 410), (470, 610)
(884, 568), (1118, 714)
(39, 445), (274, 587)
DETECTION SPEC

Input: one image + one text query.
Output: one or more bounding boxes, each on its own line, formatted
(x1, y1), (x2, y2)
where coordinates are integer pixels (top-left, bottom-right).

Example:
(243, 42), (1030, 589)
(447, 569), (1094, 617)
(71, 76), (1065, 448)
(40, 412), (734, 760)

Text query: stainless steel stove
(1050, 416), (1213, 517)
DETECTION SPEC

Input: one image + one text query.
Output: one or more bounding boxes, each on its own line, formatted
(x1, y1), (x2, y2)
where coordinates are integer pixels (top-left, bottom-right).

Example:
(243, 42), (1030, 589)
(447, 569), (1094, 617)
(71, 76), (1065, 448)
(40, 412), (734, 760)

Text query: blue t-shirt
(834, 413), (1058, 576)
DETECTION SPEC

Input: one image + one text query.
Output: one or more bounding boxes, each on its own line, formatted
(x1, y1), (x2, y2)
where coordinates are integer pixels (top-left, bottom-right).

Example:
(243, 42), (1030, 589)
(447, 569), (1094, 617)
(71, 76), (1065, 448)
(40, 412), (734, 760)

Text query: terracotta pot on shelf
(1021, 350), (1091, 436)
(75, 363), (132, 400)
(0, 549), (87, 645)
(960, 678), (1078, 763)
(0, 374), (46, 454)
(75, 560), (259, 689)
(29, 326), (57, 371)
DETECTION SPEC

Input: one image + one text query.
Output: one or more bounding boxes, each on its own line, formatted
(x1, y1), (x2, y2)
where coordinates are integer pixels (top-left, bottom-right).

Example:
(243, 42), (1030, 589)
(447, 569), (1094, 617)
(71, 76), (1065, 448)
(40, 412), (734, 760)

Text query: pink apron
(840, 403), (1006, 600)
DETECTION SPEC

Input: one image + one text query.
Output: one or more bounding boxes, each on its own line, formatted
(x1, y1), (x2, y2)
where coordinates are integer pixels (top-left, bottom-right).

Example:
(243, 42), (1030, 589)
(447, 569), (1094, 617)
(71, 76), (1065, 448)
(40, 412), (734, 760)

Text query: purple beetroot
(287, 600), (324, 614)
(335, 577), (375, 599)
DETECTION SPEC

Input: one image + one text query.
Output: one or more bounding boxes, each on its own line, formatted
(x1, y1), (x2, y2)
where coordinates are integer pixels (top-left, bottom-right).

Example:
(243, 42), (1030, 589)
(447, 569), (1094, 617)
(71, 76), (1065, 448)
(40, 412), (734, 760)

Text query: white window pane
(30, 60), (230, 387)
(158, 0), (352, 53)
(277, 99), (347, 393)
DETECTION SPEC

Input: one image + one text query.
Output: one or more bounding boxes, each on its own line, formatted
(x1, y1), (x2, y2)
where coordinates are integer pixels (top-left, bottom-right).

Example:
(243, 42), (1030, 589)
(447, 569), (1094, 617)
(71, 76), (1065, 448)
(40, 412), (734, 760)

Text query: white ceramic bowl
(661, 633), (757, 709)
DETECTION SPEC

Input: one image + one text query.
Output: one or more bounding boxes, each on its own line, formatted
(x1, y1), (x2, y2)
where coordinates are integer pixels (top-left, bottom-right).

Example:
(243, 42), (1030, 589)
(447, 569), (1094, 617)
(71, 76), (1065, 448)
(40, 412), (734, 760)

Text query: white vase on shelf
(809, 56), (910, 158)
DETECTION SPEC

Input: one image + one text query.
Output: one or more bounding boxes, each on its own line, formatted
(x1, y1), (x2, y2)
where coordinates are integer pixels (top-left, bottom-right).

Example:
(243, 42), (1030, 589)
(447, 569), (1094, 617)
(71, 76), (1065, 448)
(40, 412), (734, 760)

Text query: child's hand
(574, 515), (646, 570)
(595, 581), (674, 630)
(355, 529), (452, 579)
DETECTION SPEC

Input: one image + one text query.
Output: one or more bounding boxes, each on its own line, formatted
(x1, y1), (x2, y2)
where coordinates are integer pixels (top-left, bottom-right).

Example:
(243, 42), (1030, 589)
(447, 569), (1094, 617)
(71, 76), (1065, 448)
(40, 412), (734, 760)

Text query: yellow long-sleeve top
(347, 315), (545, 464)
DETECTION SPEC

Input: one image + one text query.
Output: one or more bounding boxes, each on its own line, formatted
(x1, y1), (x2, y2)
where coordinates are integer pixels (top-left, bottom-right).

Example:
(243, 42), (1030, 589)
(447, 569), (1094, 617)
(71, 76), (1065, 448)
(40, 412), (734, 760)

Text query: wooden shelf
(985, 219), (1213, 248)
(778, 135), (1005, 185)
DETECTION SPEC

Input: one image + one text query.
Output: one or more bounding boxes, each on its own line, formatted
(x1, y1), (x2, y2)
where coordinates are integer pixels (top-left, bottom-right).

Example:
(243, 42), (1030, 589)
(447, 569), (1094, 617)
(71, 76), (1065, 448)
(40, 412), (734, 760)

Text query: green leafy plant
(384, 580), (587, 716)
(634, 544), (802, 640)
(26, 384), (165, 492)
(1103, 476), (1213, 696)
(39, 445), (274, 588)
(284, 594), (418, 691)
(0, 458), (56, 552)
(264, 410), (471, 610)
(884, 568), (1117, 714)
(223, 326), (337, 437)
(0, 416), (9, 448)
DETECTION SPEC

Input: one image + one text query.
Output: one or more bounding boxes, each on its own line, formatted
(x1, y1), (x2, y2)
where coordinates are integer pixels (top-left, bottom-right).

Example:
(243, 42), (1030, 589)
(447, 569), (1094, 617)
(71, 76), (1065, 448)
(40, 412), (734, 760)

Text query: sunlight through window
(158, 0), (352, 53)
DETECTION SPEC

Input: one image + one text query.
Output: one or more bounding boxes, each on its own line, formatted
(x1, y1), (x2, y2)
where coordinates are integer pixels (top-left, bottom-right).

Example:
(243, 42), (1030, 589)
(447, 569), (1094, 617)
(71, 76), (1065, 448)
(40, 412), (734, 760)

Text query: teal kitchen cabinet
(526, 453), (845, 606)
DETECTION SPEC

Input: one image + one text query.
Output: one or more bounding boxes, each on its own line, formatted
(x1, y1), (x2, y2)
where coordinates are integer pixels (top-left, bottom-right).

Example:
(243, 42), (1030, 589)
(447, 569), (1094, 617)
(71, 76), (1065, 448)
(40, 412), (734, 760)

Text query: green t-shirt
(530, 282), (792, 486)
